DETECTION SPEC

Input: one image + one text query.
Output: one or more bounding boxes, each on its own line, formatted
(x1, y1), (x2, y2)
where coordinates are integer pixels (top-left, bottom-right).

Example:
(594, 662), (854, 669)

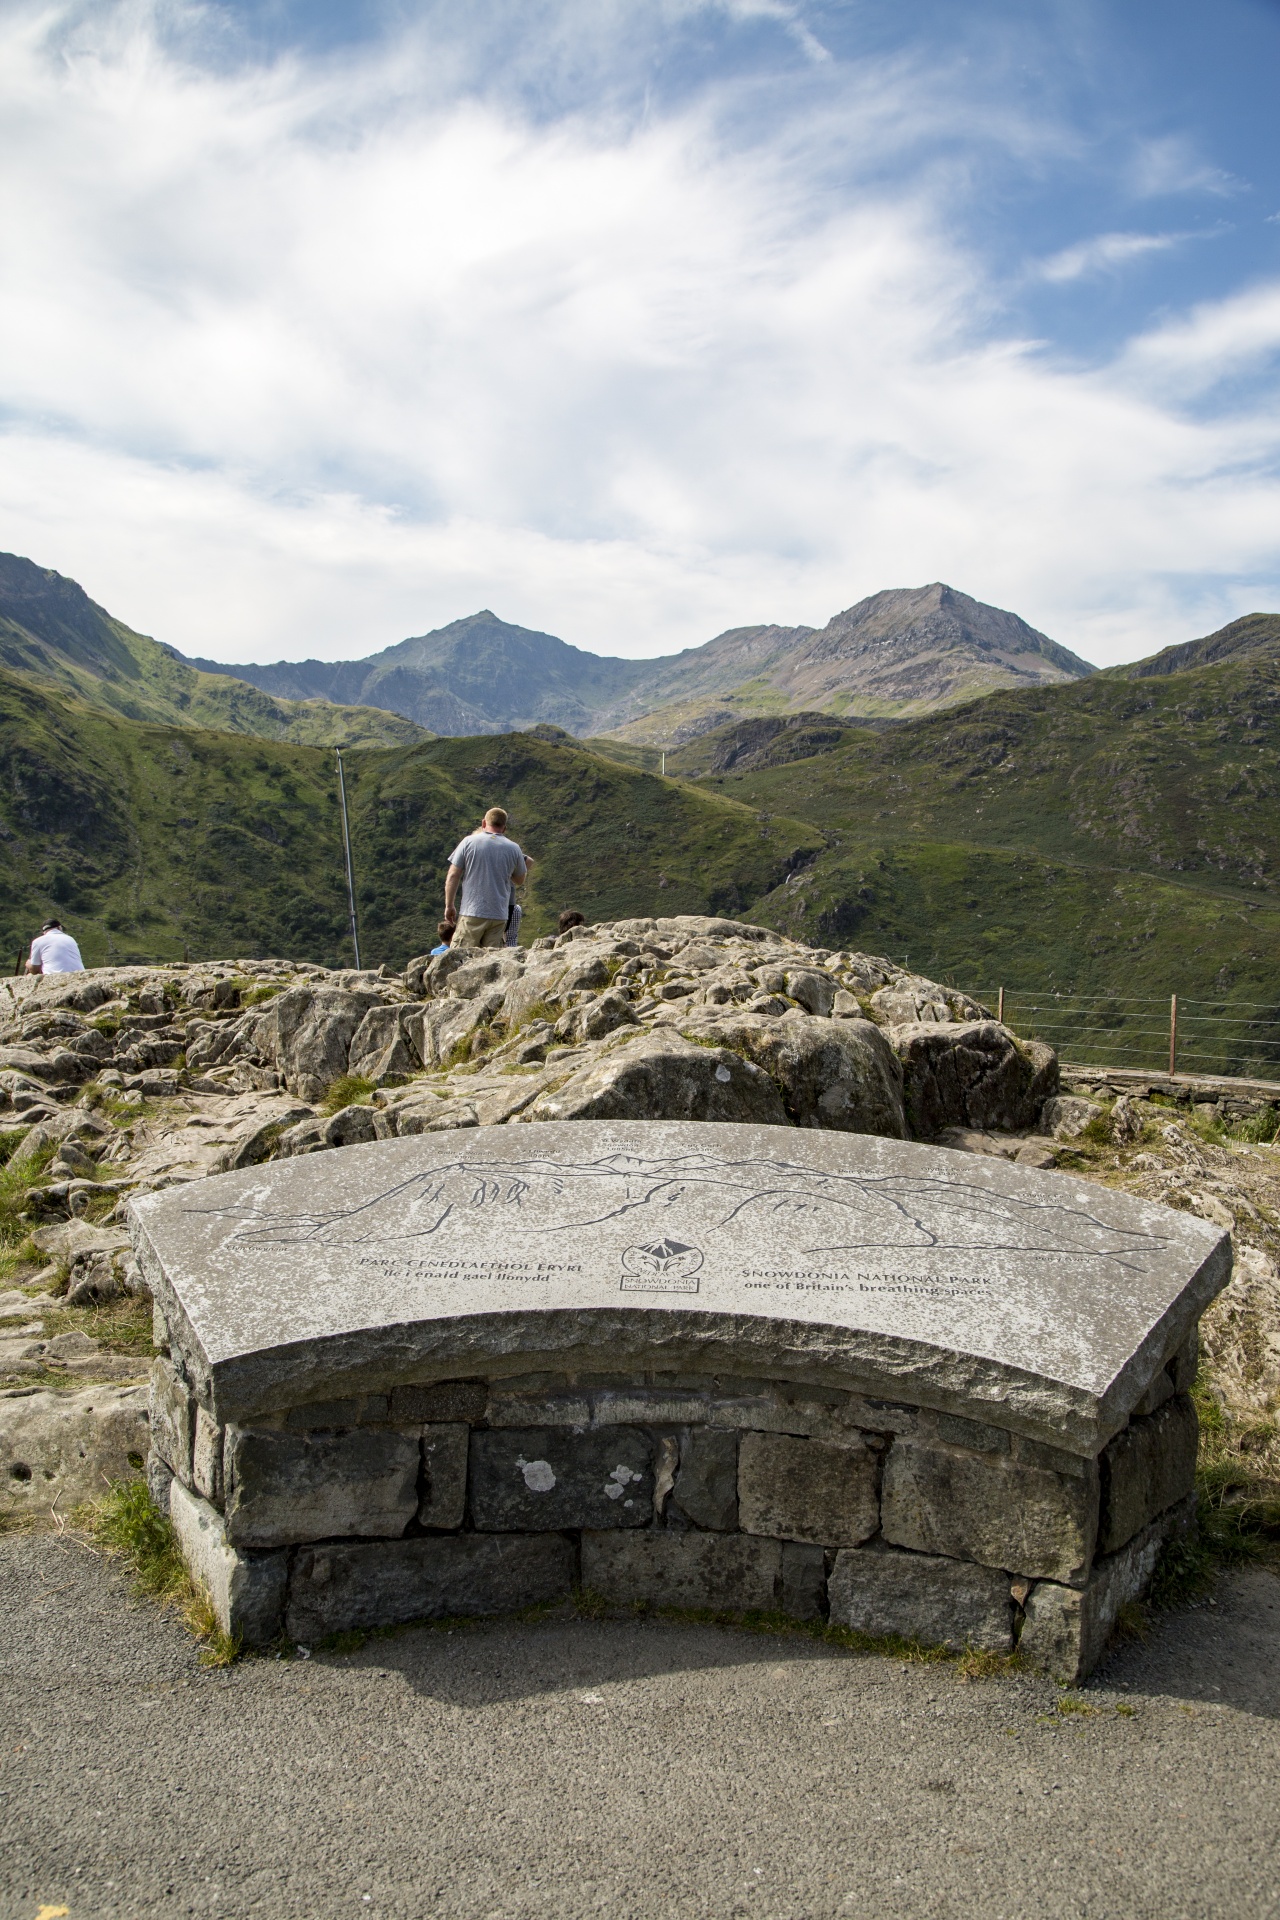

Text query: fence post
(1169, 993), (1178, 1079)
(997, 986), (1005, 1024)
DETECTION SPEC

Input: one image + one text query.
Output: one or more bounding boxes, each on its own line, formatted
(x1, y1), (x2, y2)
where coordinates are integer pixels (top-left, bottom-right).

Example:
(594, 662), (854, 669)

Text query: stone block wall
(149, 1357), (1199, 1680)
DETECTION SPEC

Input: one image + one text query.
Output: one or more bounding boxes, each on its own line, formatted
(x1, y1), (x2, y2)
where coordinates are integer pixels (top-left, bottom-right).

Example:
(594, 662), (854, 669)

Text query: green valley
(0, 671), (821, 970)
(3, 576), (1279, 1079)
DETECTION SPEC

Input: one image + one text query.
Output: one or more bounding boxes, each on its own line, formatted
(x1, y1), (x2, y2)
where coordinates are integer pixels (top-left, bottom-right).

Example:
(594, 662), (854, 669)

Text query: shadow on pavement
(307, 1609), (852, 1710)
(1093, 1567), (1280, 1718)
(342, 1564), (1280, 1719)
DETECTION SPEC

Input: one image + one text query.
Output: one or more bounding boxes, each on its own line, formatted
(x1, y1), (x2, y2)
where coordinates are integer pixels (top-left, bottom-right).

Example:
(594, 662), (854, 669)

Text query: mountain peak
(1, 548), (1098, 748)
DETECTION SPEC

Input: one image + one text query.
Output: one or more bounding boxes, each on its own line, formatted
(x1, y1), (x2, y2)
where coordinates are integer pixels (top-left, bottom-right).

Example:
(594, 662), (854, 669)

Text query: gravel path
(2, 1533), (1279, 1920)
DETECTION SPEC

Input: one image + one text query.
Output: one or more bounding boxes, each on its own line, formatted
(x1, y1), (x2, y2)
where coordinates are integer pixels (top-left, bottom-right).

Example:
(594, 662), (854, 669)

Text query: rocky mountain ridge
(1106, 612), (1280, 683)
(191, 608), (651, 738)
(190, 582), (1093, 740)
(590, 584), (1095, 743)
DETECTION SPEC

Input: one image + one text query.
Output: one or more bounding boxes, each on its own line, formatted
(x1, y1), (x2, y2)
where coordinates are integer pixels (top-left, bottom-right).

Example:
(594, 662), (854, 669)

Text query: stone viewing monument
(133, 1120), (1229, 1678)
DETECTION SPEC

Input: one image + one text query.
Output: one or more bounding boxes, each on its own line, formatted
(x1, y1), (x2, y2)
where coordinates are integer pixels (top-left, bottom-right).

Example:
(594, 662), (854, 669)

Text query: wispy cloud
(0, 0), (1275, 672)
(1129, 134), (1242, 201)
(1037, 230), (1192, 284)
(1120, 282), (1280, 396)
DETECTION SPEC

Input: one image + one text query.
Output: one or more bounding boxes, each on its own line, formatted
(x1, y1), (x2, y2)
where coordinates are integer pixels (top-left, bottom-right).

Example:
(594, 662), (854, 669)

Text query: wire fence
(969, 988), (1280, 1083)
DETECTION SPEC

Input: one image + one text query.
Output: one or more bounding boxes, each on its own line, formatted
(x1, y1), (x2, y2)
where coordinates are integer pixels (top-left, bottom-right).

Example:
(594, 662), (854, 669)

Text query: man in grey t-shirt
(444, 808), (528, 949)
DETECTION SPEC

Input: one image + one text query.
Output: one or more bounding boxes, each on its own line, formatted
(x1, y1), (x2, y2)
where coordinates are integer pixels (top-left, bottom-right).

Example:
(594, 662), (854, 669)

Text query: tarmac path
(2, 1532), (1278, 1920)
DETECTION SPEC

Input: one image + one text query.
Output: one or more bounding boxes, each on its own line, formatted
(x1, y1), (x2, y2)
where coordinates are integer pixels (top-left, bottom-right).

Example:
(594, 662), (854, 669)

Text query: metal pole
(997, 986), (1005, 1025)
(661, 750), (666, 776)
(335, 749), (362, 970)
(1169, 993), (1178, 1079)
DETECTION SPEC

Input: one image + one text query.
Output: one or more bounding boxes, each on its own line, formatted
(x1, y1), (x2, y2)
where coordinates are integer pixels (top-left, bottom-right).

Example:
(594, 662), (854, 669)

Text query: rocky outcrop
(0, 921), (1059, 1169)
(524, 1030), (790, 1127)
(7, 922), (1280, 1562)
(0, 1384), (149, 1523)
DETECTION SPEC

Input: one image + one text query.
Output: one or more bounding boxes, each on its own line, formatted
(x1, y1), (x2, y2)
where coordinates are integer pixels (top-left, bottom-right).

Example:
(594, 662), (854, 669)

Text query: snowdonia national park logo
(620, 1237), (704, 1293)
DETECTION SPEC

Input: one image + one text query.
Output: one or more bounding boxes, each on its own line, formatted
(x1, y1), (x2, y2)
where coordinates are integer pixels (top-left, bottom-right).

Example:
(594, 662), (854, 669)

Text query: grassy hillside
(712, 648), (1280, 892)
(691, 645), (1280, 1025)
(5, 588), (1279, 1077)
(0, 552), (429, 749)
(0, 672), (821, 969)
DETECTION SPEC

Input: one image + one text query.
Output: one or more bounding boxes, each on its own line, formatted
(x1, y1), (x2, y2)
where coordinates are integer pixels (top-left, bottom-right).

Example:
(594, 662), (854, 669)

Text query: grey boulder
(890, 1020), (1058, 1137)
(0, 1384), (149, 1522)
(690, 1011), (906, 1137)
(870, 977), (986, 1027)
(1042, 1094), (1103, 1141)
(263, 986), (386, 1101)
(347, 1005), (423, 1084)
(411, 998), (494, 1068)
(279, 1103), (378, 1156)
(527, 1030), (790, 1126)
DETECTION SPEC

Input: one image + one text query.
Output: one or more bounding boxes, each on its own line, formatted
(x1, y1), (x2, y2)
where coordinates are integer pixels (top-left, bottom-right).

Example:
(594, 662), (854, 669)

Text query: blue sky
(0, 0), (1277, 665)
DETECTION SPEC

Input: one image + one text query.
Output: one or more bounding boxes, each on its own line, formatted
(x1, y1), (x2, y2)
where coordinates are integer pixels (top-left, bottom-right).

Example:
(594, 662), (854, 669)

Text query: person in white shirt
(26, 920), (84, 974)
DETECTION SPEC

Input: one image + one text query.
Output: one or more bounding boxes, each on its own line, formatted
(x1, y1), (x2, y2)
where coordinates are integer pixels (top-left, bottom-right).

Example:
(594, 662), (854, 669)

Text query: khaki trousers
(452, 914), (509, 950)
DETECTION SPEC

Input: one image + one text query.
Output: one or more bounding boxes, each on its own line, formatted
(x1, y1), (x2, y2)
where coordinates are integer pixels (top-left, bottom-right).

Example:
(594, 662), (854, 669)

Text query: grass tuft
(1112, 1599), (1150, 1641)
(320, 1073), (376, 1116)
(81, 1477), (242, 1666)
(955, 1646), (1030, 1681)
(85, 1476), (186, 1601)
(1050, 1692), (1100, 1717)
(0, 1127), (30, 1169)
(240, 983), (281, 1007)
(0, 1139), (58, 1258)
(42, 1292), (156, 1357)
(508, 999), (559, 1036)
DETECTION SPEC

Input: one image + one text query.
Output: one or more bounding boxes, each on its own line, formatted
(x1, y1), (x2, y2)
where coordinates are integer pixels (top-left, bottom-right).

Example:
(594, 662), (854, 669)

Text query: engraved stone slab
(129, 1119), (1230, 1457)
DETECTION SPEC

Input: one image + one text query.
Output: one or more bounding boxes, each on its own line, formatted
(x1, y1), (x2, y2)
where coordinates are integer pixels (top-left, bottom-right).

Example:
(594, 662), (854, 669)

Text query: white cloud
(0, 0), (1276, 673)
